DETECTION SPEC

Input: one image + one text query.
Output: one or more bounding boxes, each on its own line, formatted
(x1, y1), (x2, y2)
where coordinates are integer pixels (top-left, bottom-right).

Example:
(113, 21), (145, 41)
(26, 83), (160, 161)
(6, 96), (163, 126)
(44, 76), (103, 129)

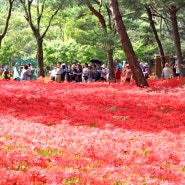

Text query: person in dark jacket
(3, 68), (10, 80)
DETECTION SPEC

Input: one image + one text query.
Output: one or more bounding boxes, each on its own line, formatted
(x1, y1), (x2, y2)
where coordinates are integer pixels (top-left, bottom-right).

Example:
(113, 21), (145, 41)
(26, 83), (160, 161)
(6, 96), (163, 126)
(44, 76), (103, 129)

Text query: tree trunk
(20, 0), (60, 78)
(37, 38), (45, 77)
(146, 7), (166, 68)
(106, 45), (115, 81)
(169, 5), (185, 77)
(110, 0), (149, 87)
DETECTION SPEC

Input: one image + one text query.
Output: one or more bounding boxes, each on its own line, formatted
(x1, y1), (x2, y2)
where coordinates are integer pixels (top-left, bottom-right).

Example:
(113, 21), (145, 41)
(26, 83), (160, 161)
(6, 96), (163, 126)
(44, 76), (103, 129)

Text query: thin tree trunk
(110, 0), (148, 87)
(0, 0), (14, 48)
(146, 7), (166, 68)
(168, 5), (184, 77)
(108, 51), (115, 81)
(106, 46), (115, 81)
(37, 38), (45, 77)
(20, 0), (60, 78)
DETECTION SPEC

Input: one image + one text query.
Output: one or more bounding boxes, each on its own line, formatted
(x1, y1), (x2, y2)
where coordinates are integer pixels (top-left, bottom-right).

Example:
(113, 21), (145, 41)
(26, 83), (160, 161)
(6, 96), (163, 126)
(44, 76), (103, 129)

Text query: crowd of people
(2, 59), (181, 82)
(49, 61), (135, 83)
(2, 63), (33, 81)
(1, 60), (147, 83)
(162, 62), (181, 79)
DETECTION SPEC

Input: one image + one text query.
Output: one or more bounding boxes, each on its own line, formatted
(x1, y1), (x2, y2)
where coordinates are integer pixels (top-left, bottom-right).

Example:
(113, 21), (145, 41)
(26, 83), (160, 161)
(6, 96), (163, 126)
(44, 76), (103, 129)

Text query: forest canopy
(0, 0), (185, 68)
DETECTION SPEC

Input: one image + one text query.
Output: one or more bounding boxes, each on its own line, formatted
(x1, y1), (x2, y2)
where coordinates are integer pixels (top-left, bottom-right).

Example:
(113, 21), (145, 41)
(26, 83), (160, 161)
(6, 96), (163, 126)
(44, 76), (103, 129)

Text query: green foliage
(132, 40), (157, 60)
(36, 149), (62, 156)
(62, 177), (80, 184)
(182, 167), (185, 172)
(44, 39), (100, 66)
(0, 0), (185, 66)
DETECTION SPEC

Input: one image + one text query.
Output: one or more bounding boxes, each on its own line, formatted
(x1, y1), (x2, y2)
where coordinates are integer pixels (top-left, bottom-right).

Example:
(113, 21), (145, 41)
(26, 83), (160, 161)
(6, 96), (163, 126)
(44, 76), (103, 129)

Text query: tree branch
(37, 0), (46, 29)
(41, 7), (60, 39)
(20, 0), (39, 38)
(85, 0), (107, 29)
(105, 4), (112, 30)
(0, 0), (14, 47)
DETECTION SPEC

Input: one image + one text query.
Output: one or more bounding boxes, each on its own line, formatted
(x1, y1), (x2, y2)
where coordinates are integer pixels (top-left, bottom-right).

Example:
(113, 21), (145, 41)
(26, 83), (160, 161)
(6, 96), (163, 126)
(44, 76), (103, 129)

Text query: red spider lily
(0, 78), (185, 183)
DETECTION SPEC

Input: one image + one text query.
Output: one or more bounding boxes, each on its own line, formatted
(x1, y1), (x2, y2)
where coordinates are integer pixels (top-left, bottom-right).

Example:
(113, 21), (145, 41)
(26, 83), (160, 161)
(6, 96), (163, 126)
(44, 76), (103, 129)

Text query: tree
(19, 0), (62, 77)
(145, 6), (166, 67)
(110, 0), (149, 87)
(43, 5), (107, 65)
(0, 0), (14, 48)
(85, 0), (115, 81)
(167, 3), (185, 76)
(149, 0), (185, 76)
(117, 0), (166, 67)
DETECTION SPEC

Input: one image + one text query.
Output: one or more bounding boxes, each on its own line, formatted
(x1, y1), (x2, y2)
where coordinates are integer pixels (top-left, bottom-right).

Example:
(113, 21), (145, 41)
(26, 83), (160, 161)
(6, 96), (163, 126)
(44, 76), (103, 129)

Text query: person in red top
(114, 66), (122, 83)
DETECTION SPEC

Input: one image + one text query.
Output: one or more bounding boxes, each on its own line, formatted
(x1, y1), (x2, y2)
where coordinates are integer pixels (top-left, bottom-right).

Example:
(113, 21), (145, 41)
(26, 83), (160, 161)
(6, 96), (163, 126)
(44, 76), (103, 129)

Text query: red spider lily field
(0, 78), (185, 185)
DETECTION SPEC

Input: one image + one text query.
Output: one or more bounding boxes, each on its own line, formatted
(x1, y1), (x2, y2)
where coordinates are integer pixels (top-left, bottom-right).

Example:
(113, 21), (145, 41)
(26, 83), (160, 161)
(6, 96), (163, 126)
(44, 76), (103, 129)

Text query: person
(174, 60), (180, 77)
(55, 62), (63, 83)
(82, 63), (89, 82)
(20, 65), (31, 80)
(87, 65), (93, 82)
(162, 63), (173, 79)
(100, 64), (107, 81)
(114, 65), (122, 83)
(95, 64), (101, 82)
(27, 63), (32, 80)
(91, 64), (96, 82)
(70, 64), (77, 82)
(61, 63), (66, 82)
(138, 60), (144, 72)
(13, 65), (21, 81)
(123, 64), (132, 83)
(3, 68), (10, 80)
(50, 65), (57, 81)
(143, 63), (149, 79)
(66, 65), (72, 82)
(75, 64), (82, 82)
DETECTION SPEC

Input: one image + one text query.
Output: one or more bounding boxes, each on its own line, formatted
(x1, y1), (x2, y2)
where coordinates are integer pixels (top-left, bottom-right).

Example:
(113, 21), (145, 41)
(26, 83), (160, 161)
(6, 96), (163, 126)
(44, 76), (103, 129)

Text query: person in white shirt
(13, 65), (21, 81)
(101, 64), (107, 81)
(174, 59), (180, 77)
(82, 63), (89, 82)
(55, 62), (63, 83)
(50, 65), (57, 81)
(162, 63), (173, 79)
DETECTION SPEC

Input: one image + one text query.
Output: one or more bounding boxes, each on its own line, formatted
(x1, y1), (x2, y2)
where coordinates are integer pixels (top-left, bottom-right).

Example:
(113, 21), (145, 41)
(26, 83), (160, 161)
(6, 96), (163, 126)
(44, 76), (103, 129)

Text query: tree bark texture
(169, 5), (185, 77)
(36, 38), (45, 77)
(106, 46), (115, 81)
(110, 0), (149, 87)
